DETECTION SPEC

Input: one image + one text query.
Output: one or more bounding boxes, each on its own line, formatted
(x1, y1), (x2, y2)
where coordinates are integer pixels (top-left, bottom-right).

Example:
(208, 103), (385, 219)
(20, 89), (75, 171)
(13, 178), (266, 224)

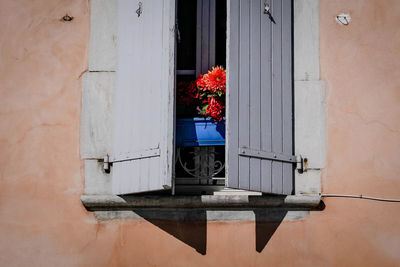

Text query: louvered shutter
(226, 0), (294, 194)
(112, 0), (175, 194)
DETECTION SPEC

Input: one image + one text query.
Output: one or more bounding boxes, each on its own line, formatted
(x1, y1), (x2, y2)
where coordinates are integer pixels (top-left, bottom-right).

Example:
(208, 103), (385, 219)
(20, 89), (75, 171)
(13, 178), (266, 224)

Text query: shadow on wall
(254, 209), (288, 252)
(133, 208), (289, 255)
(134, 209), (207, 255)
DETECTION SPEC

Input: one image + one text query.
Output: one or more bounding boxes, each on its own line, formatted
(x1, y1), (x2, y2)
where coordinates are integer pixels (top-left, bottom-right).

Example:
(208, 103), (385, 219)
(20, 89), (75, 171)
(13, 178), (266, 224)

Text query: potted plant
(176, 66), (226, 147)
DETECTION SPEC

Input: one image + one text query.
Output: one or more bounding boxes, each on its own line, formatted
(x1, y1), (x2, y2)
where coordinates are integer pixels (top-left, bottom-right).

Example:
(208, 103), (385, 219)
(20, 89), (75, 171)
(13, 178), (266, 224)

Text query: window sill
(80, 194), (321, 211)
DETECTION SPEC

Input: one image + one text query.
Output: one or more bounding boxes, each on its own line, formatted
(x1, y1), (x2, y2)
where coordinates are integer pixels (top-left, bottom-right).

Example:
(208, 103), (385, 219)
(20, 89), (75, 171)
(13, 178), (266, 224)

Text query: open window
(112, 0), (294, 196)
(174, 0), (227, 194)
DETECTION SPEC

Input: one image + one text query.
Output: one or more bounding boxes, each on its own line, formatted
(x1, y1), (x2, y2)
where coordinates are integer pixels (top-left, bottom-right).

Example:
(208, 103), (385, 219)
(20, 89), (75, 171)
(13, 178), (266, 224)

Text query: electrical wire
(320, 194), (400, 203)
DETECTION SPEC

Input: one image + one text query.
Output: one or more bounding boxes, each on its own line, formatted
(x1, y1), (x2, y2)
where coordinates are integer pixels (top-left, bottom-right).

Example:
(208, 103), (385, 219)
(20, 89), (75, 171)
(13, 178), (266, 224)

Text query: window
(109, 0), (294, 196)
(81, 0), (324, 205)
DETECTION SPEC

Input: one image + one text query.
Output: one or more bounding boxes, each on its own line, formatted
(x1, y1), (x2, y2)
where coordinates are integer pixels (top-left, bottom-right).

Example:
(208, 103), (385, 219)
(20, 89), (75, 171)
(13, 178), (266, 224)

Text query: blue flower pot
(176, 117), (225, 147)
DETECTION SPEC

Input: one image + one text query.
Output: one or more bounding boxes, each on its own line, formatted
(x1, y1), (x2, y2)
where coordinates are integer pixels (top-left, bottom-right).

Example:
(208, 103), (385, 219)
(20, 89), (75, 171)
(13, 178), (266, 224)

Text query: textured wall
(0, 0), (399, 266)
(319, 0), (400, 264)
(0, 0), (91, 265)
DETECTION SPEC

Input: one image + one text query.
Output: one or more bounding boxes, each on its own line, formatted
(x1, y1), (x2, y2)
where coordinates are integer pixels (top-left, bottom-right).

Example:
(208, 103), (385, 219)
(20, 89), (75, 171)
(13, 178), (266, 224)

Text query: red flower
(179, 66), (226, 121)
(205, 96), (225, 121)
(203, 66), (226, 93)
(196, 74), (207, 90)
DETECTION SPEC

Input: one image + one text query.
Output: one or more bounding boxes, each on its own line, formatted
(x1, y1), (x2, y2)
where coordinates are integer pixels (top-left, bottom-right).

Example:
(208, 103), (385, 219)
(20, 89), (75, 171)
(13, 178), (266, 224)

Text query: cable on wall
(320, 194), (400, 203)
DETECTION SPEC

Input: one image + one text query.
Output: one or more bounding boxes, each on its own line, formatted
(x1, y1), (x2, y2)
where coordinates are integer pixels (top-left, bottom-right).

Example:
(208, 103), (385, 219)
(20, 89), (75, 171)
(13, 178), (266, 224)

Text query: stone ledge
(81, 194), (321, 211)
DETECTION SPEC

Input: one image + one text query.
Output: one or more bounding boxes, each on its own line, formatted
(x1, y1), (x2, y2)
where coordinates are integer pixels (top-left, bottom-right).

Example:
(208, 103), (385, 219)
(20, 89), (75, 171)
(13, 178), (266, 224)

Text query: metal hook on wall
(336, 13), (351, 26)
(61, 14), (74, 22)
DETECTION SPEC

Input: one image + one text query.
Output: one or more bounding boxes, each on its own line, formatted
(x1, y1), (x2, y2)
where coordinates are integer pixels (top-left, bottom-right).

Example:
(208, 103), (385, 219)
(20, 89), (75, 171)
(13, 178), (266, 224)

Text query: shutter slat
(271, 0), (283, 194)
(260, 0), (273, 193)
(238, 0), (251, 190)
(226, 0), (240, 189)
(249, 0), (262, 191)
(227, 0), (293, 195)
(282, 0), (294, 194)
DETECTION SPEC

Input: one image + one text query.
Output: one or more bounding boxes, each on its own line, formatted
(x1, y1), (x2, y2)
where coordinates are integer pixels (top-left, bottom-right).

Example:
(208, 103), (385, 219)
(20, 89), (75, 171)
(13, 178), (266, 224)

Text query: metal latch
(296, 155), (308, 173)
(136, 2), (142, 17)
(264, 2), (276, 24)
(103, 154), (111, 173)
(264, 3), (271, 15)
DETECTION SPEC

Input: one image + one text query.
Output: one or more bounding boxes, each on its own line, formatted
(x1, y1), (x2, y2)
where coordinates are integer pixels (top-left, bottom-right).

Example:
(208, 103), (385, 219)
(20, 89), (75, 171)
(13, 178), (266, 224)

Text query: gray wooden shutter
(226, 0), (294, 194)
(112, 0), (175, 195)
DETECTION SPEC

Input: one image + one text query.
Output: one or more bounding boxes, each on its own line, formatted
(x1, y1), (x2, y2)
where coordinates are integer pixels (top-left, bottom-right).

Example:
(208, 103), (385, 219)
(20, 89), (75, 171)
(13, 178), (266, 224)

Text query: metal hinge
(238, 147), (308, 173)
(103, 148), (161, 173)
(239, 147), (296, 163)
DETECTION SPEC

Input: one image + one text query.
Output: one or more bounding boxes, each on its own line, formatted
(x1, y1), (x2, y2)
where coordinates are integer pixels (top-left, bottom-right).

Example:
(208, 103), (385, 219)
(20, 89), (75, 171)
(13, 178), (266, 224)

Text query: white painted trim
(294, 0), (320, 81)
(89, 0), (117, 71)
(293, 0), (324, 194)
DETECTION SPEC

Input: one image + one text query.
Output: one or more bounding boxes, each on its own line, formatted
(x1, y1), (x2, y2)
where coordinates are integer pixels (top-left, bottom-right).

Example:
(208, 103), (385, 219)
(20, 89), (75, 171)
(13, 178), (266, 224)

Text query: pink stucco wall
(0, 0), (399, 266)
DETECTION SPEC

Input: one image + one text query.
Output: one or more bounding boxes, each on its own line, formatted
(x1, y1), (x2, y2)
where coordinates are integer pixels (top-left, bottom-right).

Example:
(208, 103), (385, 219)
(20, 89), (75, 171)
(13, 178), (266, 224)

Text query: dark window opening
(175, 0), (227, 194)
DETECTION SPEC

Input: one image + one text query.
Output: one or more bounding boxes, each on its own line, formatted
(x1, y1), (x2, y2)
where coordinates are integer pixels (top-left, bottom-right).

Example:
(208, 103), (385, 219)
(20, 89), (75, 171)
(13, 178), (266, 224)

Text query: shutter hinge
(238, 147), (308, 173)
(103, 148), (161, 173)
(239, 147), (296, 163)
